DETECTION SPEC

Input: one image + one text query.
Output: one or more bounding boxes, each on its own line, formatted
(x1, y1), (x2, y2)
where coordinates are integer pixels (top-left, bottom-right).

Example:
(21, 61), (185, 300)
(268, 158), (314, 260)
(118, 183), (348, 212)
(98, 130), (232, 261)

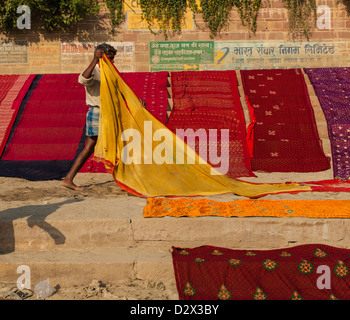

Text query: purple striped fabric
(305, 67), (350, 179)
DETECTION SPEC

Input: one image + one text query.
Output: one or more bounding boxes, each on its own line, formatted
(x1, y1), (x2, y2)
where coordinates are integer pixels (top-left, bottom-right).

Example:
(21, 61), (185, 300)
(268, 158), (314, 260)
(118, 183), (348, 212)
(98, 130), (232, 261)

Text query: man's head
(95, 43), (117, 62)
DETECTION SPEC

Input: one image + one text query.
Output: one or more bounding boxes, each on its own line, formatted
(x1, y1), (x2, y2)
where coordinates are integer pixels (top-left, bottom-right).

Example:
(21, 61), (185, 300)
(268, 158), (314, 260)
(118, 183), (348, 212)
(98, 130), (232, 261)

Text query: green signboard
(150, 41), (214, 67)
(150, 64), (200, 72)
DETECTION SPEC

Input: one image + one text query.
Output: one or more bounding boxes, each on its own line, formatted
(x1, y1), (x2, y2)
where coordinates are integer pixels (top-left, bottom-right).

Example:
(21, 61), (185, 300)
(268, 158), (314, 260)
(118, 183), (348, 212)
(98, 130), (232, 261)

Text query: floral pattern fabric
(172, 244), (350, 300)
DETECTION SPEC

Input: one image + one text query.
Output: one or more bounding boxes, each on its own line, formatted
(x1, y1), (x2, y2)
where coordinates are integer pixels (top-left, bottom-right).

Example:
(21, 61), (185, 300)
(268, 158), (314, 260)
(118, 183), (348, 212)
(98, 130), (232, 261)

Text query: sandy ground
(1, 169), (350, 205)
(0, 278), (177, 300)
(1, 168), (350, 300)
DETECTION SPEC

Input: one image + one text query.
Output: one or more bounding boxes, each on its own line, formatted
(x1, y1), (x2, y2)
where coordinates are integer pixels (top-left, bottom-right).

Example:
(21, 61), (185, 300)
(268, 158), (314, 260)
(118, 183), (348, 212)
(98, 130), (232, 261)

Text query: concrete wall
(0, 0), (349, 75)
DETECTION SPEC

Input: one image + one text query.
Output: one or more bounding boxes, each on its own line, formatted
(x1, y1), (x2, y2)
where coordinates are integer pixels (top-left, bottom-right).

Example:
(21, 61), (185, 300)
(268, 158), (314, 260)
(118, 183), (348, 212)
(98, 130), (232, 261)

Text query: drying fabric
(93, 55), (312, 198)
(0, 74), (36, 157)
(0, 74), (89, 180)
(122, 71), (169, 124)
(172, 244), (350, 300)
(170, 71), (242, 111)
(166, 70), (254, 178)
(304, 67), (350, 179)
(1, 74), (88, 161)
(240, 69), (330, 172)
(80, 71), (170, 173)
(0, 71), (169, 178)
(144, 197), (350, 218)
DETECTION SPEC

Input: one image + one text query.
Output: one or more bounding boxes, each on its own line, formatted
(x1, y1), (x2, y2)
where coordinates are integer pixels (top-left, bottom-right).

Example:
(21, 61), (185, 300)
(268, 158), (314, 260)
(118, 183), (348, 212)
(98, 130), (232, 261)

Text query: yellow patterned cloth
(144, 198), (350, 218)
(94, 55), (312, 198)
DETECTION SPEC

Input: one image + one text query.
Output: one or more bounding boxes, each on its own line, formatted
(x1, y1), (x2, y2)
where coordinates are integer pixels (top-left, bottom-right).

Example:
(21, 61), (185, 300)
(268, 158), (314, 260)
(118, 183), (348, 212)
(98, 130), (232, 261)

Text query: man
(62, 43), (144, 191)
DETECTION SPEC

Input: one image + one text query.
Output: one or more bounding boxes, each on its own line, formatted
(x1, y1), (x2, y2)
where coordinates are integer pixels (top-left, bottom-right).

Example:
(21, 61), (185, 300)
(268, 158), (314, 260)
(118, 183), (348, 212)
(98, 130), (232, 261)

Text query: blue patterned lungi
(86, 105), (100, 136)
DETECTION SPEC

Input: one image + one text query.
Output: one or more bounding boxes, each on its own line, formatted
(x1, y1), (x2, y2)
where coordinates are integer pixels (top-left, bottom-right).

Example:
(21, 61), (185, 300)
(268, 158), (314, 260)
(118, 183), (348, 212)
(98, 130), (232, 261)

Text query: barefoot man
(62, 43), (145, 191)
(61, 43), (116, 191)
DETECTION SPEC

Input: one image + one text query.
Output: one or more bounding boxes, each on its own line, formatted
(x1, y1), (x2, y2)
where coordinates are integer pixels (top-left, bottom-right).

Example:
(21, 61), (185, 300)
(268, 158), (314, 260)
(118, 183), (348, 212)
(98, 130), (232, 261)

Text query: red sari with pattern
(240, 69), (330, 172)
(166, 70), (255, 178)
(172, 244), (350, 300)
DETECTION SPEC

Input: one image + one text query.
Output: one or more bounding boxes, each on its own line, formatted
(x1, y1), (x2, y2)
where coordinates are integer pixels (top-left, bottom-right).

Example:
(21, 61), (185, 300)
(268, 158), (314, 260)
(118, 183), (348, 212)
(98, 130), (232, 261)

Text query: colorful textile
(304, 67), (350, 179)
(172, 244), (350, 300)
(92, 55), (312, 198)
(122, 71), (169, 124)
(0, 74), (36, 157)
(1, 74), (88, 161)
(144, 197), (350, 218)
(166, 71), (254, 178)
(240, 69), (331, 172)
(0, 74), (89, 180)
(80, 71), (169, 173)
(0, 71), (171, 178)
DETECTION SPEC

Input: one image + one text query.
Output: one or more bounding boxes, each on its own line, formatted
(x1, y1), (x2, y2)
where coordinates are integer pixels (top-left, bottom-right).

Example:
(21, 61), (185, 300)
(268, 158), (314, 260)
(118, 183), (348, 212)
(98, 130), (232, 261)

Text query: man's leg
(61, 136), (97, 190)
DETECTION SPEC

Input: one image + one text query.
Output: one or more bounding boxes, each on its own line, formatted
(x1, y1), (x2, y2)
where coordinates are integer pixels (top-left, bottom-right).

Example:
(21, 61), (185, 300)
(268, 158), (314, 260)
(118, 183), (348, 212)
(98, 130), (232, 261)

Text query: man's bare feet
(61, 179), (84, 191)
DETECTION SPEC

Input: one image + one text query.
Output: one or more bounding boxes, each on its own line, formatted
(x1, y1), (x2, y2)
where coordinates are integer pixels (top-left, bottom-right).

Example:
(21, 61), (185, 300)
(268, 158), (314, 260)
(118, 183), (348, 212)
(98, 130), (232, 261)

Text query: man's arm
(81, 49), (103, 79)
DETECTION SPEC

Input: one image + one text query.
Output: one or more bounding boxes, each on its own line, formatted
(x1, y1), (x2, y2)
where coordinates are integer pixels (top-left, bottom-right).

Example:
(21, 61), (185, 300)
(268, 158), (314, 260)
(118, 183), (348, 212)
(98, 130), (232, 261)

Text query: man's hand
(93, 49), (103, 63)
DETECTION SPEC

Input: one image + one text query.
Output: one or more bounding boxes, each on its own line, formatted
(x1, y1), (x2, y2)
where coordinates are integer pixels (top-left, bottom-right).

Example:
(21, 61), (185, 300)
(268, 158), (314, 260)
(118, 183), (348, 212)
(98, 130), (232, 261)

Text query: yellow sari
(93, 55), (311, 198)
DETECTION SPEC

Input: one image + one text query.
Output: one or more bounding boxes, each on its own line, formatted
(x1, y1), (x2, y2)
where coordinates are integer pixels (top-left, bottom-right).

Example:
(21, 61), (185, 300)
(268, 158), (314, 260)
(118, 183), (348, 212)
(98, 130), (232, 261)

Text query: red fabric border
(245, 96), (256, 158)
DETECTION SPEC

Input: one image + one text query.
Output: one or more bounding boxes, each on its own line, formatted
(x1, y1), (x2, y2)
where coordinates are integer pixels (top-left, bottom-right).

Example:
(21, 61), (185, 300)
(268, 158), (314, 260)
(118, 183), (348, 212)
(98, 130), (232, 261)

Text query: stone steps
(1, 196), (350, 289)
(2, 197), (350, 253)
(0, 247), (173, 288)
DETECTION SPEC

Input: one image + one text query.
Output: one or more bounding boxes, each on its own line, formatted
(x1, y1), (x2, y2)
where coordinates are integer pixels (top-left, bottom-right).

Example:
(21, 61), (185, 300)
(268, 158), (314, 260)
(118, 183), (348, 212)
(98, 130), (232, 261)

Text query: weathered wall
(0, 0), (349, 75)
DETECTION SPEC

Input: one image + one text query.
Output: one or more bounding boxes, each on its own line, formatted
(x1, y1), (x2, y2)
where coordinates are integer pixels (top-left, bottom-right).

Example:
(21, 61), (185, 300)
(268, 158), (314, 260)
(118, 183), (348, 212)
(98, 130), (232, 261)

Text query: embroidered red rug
(167, 71), (255, 178)
(240, 69), (331, 172)
(172, 244), (350, 300)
